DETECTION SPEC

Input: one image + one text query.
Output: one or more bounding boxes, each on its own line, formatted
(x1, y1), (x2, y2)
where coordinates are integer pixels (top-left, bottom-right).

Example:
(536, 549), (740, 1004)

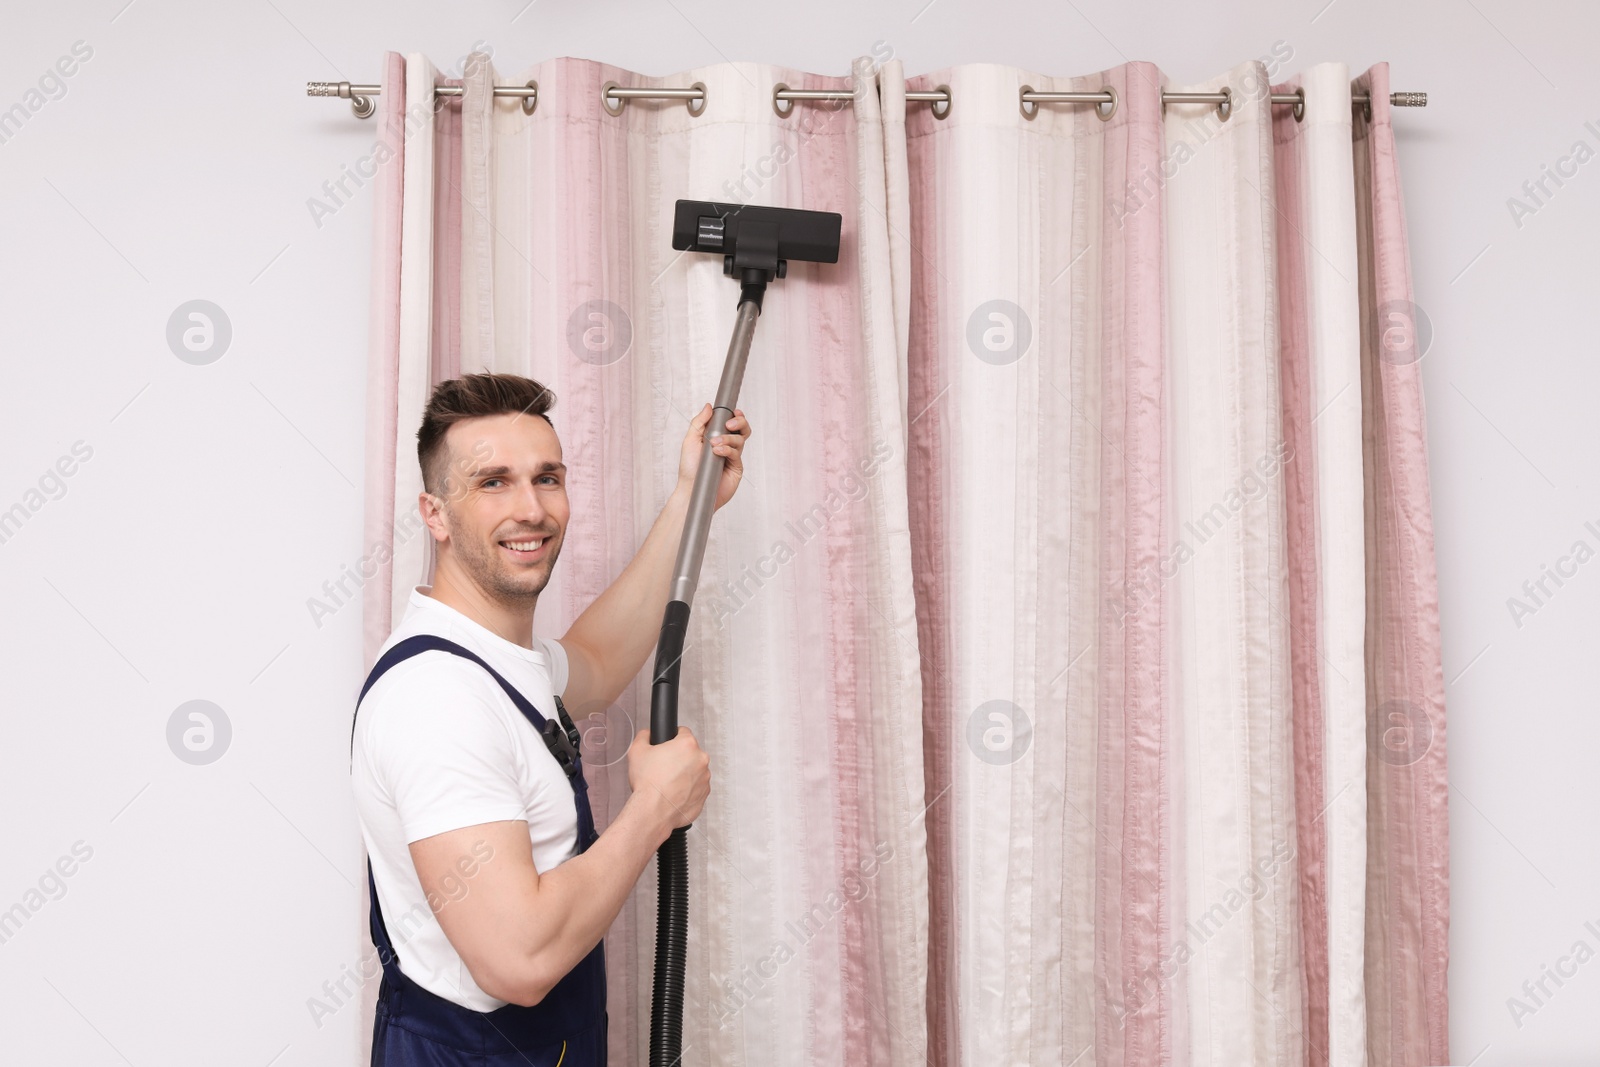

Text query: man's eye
(482, 478), (503, 488)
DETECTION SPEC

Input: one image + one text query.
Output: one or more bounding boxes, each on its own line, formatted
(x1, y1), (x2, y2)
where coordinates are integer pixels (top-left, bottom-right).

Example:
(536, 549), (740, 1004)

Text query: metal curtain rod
(307, 79), (1426, 122)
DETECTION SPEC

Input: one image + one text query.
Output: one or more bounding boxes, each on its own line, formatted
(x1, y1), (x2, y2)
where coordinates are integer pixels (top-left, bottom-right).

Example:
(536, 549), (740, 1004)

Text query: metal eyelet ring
(1291, 86), (1304, 123)
(601, 80), (625, 116)
(1215, 85), (1232, 122)
(1096, 85), (1117, 122)
(522, 79), (538, 116)
(1361, 95), (1373, 122)
(931, 83), (952, 120)
(773, 82), (793, 118)
(1019, 84), (1037, 120)
(687, 81), (706, 116)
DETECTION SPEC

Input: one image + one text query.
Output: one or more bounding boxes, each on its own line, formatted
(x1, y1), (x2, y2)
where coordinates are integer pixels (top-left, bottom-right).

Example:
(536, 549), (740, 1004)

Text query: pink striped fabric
(352, 49), (1449, 1067)
(432, 66), (464, 383)
(386, 54), (452, 630)
(1163, 58), (1303, 1067)
(898, 60), (1170, 1067)
(1352, 61), (1451, 1067)
(1271, 62), (1368, 1067)
(360, 51), (407, 670)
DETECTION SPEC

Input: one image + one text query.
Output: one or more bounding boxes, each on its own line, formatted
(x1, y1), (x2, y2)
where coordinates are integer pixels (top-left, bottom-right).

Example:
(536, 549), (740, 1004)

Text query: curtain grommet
(687, 81), (706, 116)
(1096, 85), (1118, 121)
(1019, 84), (1037, 120)
(1292, 86), (1305, 123)
(601, 80), (625, 116)
(773, 82), (792, 118)
(1216, 85), (1233, 122)
(522, 79), (538, 116)
(931, 83), (951, 119)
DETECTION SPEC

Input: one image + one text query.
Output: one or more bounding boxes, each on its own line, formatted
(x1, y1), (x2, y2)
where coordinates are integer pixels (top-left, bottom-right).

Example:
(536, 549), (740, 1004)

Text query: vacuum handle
(666, 295), (761, 609)
(649, 290), (762, 749)
(650, 600), (690, 745)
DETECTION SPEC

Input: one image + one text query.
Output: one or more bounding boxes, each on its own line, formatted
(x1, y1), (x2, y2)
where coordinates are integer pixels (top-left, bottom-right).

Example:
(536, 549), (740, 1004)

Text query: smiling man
(350, 372), (750, 1066)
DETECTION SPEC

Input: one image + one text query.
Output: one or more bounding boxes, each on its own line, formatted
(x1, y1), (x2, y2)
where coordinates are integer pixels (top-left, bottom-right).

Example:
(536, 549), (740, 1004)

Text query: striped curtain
(358, 50), (1447, 1067)
(360, 50), (929, 1066)
(889, 56), (1447, 1067)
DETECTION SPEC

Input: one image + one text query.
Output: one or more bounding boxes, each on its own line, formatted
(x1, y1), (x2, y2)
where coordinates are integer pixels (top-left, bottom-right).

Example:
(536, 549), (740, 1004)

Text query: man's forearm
(513, 792), (672, 1002)
(563, 484), (691, 706)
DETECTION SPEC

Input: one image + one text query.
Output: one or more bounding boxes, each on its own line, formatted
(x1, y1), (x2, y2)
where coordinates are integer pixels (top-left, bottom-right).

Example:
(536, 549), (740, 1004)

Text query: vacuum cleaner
(648, 199), (842, 1065)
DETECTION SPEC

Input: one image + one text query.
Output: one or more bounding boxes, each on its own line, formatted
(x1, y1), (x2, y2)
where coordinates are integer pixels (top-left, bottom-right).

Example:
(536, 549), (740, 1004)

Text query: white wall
(1, 1), (1592, 1063)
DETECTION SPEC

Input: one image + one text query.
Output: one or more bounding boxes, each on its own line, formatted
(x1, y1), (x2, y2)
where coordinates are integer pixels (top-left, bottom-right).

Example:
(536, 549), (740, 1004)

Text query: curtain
(357, 49), (1447, 1067)
(885, 56), (1446, 1067)
(897, 59), (1171, 1067)
(1270, 61), (1368, 1067)
(1163, 57), (1303, 1067)
(1351, 61), (1451, 1067)
(361, 50), (929, 1066)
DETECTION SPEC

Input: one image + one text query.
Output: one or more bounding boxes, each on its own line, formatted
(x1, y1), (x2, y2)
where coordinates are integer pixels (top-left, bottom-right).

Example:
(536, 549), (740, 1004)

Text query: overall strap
(355, 635), (583, 772)
(356, 634), (606, 1006)
(353, 633), (599, 849)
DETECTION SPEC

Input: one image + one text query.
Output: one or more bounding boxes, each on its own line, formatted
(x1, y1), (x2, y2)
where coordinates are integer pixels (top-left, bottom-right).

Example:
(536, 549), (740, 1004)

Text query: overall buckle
(540, 696), (583, 778)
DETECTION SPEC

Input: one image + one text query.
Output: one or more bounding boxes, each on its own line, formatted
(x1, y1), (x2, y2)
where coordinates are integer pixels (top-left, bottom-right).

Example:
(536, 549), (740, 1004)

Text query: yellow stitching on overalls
(554, 1039), (566, 1066)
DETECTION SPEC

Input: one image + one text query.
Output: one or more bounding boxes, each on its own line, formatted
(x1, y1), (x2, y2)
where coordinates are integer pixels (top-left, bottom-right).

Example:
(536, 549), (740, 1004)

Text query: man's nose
(510, 481), (550, 523)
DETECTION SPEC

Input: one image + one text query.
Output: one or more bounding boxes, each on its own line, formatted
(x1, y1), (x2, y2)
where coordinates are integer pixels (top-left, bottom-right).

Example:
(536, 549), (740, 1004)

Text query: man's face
(432, 412), (569, 603)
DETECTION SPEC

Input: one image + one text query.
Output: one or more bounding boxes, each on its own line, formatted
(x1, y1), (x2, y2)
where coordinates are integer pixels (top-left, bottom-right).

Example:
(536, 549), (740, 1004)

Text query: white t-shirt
(351, 584), (578, 1011)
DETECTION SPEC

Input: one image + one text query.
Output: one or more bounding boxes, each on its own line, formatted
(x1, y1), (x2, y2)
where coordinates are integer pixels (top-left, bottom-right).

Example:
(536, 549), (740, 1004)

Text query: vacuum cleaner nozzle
(672, 199), (842, 280)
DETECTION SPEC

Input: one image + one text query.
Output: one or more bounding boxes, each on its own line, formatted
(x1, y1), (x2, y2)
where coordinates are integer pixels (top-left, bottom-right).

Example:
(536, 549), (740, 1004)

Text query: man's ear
(419, 489), (450, 543)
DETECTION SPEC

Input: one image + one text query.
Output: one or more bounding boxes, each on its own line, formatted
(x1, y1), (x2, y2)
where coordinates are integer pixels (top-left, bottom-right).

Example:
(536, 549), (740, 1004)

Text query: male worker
(350, 372), (750, 1065)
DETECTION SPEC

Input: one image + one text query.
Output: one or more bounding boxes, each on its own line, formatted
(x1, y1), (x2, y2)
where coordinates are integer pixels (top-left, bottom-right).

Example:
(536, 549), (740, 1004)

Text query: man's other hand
(626, 726), (711, 834)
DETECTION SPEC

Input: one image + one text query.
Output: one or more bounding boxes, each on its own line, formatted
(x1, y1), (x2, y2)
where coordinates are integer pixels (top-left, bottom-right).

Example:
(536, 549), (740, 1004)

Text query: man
(350, 372), (751, 1065)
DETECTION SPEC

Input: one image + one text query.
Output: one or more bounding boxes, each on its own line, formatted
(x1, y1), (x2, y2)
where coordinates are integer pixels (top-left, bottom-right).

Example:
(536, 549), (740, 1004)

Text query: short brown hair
(416, 372), (556, 495)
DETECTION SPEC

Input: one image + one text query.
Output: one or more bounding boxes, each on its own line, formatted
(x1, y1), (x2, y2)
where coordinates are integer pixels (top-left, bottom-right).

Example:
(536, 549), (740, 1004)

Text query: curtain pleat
(356, 50), (409, 1067)
(1352, 60), (1451, 1067)
(387, 55), (443, 626)
(361, 51), (408, 670)
(1164, 58), (1304, 1067)
(354, 49), (1448, 1067)
(1270, 61), (1369, 1067)
(898, 59), (1171, 1067)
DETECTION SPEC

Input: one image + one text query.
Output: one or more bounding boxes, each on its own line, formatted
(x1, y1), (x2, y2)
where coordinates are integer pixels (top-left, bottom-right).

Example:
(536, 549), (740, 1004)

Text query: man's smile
(499, 534), (551, 561)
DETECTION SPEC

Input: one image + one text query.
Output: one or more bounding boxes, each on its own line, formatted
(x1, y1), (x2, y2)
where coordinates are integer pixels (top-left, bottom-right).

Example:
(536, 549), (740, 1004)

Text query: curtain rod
(307, 79), (1426, 122)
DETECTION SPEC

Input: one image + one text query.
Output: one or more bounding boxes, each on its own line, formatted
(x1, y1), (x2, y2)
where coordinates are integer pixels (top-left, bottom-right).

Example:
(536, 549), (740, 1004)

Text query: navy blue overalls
(354, 634), (608, 1066)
